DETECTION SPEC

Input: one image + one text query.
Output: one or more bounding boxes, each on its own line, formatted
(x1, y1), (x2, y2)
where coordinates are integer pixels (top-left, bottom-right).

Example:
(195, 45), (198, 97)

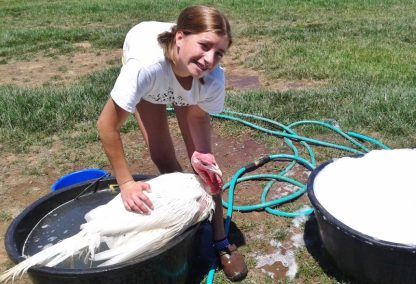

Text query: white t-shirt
(110, 21), (225, 114)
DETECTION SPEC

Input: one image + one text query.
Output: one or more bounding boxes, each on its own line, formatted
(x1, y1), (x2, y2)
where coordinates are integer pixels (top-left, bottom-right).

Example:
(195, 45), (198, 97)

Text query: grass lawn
(1, 1), (415, 283)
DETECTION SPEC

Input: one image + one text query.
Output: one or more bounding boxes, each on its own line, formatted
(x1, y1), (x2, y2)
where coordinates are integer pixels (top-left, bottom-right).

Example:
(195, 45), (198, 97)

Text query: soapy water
(255, 239), (298, 280)
(253, 215), (310, 280)
(23, 190), (116, 269)
(313, 148), (416, 245)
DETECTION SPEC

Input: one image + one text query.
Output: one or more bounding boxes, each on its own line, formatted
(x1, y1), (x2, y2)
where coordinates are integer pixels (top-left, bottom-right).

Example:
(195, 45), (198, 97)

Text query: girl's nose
(204, 50), (216, 66)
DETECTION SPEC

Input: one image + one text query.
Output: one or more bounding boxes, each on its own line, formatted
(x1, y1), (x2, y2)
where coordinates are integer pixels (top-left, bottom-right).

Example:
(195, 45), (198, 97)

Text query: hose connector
(244, 156), (271, 172)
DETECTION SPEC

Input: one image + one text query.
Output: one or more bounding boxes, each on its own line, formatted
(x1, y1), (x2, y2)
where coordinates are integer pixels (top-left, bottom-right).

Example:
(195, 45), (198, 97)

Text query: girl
(97, 5), (247, 281)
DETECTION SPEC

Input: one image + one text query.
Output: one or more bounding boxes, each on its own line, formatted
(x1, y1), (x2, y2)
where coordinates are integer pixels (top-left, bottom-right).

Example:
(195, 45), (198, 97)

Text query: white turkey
(0, 165), (221, 283)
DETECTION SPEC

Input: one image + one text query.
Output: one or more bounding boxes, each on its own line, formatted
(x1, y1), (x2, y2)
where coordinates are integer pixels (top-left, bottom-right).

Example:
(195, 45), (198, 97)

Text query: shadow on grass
(303, 216), (354, 283)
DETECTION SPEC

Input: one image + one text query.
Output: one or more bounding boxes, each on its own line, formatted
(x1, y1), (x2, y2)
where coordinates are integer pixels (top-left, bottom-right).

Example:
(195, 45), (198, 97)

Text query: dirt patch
(0, 48), (262, 91)
(0, 48), (122, 88)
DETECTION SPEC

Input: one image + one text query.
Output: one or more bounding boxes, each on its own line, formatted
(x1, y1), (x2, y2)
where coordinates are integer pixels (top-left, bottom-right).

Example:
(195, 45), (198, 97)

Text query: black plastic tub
(5, 175), (201, 284)
(307, 159), (416, 284)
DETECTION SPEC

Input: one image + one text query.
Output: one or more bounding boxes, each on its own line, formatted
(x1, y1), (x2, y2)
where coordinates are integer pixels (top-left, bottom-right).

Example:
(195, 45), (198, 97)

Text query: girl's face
(174, 31), (229, 78)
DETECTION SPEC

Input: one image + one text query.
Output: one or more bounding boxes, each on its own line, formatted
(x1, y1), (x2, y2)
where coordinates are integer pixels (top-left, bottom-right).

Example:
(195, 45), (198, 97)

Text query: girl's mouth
(194, 61), (208, 72)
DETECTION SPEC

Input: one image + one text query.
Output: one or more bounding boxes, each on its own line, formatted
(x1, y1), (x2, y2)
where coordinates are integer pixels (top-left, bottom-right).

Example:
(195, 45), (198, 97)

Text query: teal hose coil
(168, 108), (390, 283)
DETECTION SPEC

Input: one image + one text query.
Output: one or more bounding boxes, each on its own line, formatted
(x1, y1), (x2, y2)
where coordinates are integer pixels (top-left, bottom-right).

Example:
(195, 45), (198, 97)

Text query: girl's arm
(97, 98), (153, 214)
(184, 105), (223, 191)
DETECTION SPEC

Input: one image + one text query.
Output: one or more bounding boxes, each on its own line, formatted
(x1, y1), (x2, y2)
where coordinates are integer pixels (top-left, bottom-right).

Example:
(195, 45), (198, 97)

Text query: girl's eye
(199, 43), (209, 51)
(215, 52), (224, 59)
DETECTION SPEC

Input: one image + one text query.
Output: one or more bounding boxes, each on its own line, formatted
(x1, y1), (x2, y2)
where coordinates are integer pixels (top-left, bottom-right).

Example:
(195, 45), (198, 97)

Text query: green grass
(0, 210), (12, 223)
(2, 0), (414, 148)
(0, 0), (194, 59)
(1, 0), (416, 282)
(224, 85), (416, 145)
(0, 68), (117, 150)
(231, 0), (416, 86)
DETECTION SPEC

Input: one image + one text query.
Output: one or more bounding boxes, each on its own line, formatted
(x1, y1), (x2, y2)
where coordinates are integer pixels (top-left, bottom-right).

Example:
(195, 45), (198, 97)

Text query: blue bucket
(51, 169), (109, 192)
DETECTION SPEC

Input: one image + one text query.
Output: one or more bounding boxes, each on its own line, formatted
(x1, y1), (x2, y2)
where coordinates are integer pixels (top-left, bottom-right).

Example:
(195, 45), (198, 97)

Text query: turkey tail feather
(0, 231), (100, 283)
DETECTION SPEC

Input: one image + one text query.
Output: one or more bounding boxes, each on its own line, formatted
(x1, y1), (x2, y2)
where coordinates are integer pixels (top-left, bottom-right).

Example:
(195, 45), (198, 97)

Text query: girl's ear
(175, 31), (184, 47)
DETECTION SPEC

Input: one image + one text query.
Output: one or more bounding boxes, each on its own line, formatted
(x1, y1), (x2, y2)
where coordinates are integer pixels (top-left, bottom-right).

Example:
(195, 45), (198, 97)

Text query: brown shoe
(218, 244), (248, 282)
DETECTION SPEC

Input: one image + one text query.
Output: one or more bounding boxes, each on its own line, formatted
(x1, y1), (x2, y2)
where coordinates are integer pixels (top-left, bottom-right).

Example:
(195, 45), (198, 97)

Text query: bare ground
(0, 43), (326, 283)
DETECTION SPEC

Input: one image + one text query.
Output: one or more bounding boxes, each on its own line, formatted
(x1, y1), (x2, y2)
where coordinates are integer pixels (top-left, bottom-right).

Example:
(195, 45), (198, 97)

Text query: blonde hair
(158, 5), (232, 65)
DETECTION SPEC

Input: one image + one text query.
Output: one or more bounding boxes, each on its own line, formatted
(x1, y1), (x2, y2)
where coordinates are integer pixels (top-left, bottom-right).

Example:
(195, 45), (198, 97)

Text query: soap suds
(313, 149), (416, 245)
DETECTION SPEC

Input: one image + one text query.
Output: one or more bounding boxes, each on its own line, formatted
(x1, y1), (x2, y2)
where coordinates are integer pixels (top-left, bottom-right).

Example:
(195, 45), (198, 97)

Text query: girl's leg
(135, 100), (182, 173)
(134, 110), (149, 145)
(170, 105), (196, 160)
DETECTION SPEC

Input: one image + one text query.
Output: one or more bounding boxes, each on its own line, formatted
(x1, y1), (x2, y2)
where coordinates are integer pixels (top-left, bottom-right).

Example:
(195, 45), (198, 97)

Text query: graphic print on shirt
(149, 87), (190, 106)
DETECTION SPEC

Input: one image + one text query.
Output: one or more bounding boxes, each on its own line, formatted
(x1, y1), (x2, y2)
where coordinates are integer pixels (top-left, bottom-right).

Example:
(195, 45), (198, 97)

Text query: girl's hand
(119, 181), (154, 214)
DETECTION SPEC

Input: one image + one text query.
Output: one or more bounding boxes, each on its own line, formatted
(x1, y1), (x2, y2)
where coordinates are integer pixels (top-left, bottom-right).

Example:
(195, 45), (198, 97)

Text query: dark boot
(218, 244), (248, 282)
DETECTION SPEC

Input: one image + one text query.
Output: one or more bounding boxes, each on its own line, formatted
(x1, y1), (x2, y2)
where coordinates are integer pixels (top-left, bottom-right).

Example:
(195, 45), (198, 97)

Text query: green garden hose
(202, 110), (390, 284)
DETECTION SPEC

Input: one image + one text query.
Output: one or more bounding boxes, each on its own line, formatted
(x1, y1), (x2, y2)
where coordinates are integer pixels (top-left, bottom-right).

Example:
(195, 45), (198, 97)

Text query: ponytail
(157, 25), (178, 64)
